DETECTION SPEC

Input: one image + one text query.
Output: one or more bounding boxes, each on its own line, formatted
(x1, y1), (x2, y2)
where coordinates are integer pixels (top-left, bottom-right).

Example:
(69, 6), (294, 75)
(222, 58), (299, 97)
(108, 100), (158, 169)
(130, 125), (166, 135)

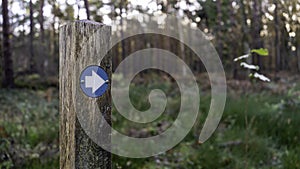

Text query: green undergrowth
(0, 89), (59, 169)
(0, 82), (299, 168)
(112, 83), (300, 169)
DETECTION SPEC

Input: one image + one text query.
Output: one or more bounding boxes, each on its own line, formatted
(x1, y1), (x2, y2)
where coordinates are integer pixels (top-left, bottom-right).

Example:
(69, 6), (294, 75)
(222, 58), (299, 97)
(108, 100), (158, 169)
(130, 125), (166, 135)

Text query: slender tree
(230, 0), (238, 78)
(240, 0), (250, 51)
(83, 0), (91, 20)
(39, 0), (45, 42)
(2, 0), (14, 87)
(119, 0), (126, 61)
(39, 0), (48, 75)
(274, 0), (281, 71)
(29, 0), (36, 73)
(216, 0), (223, 59)
(250, 0), (263, 68)
(297, 28), (300, 72)
(77, 0), (80, 20)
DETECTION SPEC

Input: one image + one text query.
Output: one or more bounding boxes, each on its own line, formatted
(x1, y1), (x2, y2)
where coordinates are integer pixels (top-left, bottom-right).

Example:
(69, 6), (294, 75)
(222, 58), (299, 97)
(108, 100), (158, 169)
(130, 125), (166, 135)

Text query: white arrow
(85, 70), (105, 93)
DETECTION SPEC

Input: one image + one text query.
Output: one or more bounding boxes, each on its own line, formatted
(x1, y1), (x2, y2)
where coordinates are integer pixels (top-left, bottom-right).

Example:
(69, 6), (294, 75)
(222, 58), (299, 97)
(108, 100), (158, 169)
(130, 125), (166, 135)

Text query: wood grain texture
(59, 20), (111, 169)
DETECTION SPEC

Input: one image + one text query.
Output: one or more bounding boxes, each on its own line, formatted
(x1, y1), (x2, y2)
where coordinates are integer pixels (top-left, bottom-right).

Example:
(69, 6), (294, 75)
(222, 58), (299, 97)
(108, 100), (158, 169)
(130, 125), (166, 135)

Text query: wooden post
(59, 20), (112, 169)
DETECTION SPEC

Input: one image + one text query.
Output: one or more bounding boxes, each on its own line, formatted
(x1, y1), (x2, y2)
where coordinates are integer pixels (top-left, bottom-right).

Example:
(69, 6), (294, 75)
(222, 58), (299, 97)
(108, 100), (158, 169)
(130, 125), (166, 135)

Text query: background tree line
(1, 0), (300, 88)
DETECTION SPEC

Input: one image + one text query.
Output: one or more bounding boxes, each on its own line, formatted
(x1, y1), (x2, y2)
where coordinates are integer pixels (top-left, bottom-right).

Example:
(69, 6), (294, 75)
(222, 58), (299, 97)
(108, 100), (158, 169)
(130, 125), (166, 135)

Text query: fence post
(59, 20), (112, 169)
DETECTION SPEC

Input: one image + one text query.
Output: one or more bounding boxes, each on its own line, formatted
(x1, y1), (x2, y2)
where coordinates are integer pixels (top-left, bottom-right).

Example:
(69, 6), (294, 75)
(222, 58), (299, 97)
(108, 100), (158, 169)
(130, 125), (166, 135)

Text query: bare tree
(297, 28), (300, 72)
(2, 0), (14, 87)
(230, 0), (238, 78)
(119, 0), (126, 60)
(216, 0), (223, 59)
(274, 0), (281, 71)
(240, 0), (250, 51)
(39, 0), (49, 75)
(29, 0), (36, 73)
(39, 0), (45, 42)
(83, 0), (91, 20)
(251, 0), (263, 68)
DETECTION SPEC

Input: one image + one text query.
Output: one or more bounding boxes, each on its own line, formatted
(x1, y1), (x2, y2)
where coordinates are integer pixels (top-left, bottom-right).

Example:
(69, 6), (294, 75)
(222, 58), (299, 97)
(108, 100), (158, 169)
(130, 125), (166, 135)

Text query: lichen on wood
(59, 20), (112, 169)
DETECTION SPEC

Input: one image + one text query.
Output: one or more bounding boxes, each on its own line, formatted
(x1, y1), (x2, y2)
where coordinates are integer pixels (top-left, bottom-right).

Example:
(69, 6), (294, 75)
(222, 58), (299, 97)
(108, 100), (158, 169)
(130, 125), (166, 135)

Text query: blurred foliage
(112, 82), (300, 169)
(0, 89), (59, 168)
(0, 82), (299, 168)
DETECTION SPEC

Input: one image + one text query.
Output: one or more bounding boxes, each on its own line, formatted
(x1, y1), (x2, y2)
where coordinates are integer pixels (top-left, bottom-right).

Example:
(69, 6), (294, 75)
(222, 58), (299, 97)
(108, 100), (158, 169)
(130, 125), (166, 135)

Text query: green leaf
(251, 48), (269, 56)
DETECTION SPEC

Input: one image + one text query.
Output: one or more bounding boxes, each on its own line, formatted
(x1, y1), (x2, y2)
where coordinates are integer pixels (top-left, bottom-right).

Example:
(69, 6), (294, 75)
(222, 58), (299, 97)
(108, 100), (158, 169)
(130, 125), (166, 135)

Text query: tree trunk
(177, 12), (187, 76)
(251, 0), (263, 69)
(240, 0), (250, 50)
(238, 0), (251, 78)
(83, 0), (90, 20)
(29, 0), (36, 73)
(59, 20), (112, 169)
(119, 1), (126, 62)
(297, 43), (300, 72)
(281, 30), (290, 70)
(216, 0), (223, 60)
(297, 28), (300, 72)
(39, 0), (47, 75)
(230, 0), (238, 79)
(1, 0), (14, 88)
(39, 0), (45, 42)
(274, 0), (281, 71)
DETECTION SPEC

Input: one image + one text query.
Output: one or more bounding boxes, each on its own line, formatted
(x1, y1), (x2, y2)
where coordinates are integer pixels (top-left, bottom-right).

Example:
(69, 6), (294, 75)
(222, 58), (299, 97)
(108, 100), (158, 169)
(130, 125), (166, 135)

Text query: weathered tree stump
(59, 20), (111, 169)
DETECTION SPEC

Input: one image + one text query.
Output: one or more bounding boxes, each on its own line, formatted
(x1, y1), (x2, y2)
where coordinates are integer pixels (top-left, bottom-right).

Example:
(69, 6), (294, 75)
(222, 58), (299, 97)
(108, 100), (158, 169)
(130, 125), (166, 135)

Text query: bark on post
(59, 20), (112, 169)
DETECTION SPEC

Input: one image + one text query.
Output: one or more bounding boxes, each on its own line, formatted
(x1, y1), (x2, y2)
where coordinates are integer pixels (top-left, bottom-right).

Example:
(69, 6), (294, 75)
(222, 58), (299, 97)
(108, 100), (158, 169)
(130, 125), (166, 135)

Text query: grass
(0, 82), (299, 168)
(0, 89), (59, 169)
(112, 83), (300, 169)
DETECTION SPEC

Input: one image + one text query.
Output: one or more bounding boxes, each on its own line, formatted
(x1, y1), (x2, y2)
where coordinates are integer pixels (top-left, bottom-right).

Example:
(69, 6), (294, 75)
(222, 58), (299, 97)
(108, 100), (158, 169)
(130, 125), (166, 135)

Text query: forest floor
(0, 72), (299, 169)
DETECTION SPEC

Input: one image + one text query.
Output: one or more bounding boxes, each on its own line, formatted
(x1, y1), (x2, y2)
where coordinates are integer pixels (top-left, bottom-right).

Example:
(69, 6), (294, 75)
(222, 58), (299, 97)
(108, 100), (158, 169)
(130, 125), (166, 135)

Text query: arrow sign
(85, 71), (106, 93)
(80, 65), (109, 98)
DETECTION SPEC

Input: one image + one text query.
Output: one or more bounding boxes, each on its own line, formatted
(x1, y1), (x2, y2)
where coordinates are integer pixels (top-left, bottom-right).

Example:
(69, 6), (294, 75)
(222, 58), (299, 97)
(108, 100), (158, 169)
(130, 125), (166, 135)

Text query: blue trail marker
(80, 65), (109, 98)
